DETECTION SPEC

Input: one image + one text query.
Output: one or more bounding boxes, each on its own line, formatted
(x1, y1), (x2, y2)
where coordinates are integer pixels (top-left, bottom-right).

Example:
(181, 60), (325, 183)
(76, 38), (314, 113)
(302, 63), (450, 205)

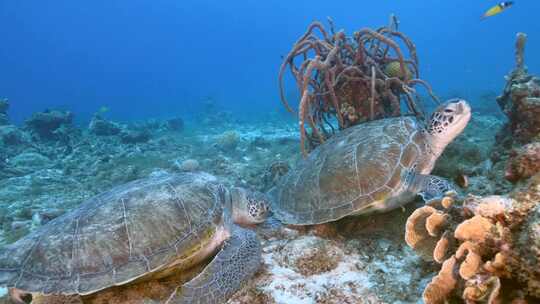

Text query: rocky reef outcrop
(165, 117), (184, 132)
(0, 99), (9, 126)
(88, 114), (122, 136)
(0, 125), (28, 147)
(505, 142), (540, 183)
(496, 33), (540, 146)
(119, 129), (151, 144)
(24, 109), (74, 141)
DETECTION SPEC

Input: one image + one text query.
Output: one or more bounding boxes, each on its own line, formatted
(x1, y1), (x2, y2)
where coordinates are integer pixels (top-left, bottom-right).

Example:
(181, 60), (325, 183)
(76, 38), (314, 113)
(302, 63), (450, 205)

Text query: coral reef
(216, 130), (240, 152)
(175, 158), (200, 172)
(198, 97), (236, 127)
(278, 16), (438, 154)
(24, 109), (74, 140)
(505, 142), (540, 183)
(0, 125), (28, 147)
(88, 114), (122, 136)
(0, 99), (9, 126)
(165, 117), (184, 132)
(405, 173), (540, 303)
(497, 33), (540, 144)
(119, 129), (151, 144)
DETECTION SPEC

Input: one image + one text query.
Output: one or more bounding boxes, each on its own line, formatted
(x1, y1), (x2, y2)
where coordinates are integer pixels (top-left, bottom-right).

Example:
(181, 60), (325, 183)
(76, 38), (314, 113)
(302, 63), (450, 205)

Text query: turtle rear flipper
(165, 225), (261, 304)
(416, 174), (457, 203)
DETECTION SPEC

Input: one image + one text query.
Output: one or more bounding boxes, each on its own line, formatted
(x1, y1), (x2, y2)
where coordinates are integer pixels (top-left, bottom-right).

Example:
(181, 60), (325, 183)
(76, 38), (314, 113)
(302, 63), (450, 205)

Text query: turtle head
(230, 187), (270, 225)
(426, 98), (471, 152)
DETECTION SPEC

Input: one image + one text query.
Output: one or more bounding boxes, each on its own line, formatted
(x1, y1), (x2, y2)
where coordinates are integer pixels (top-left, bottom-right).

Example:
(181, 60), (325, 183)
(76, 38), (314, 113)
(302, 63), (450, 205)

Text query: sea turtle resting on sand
(268, 99), (472, 225)
(0, 172), (269, 304)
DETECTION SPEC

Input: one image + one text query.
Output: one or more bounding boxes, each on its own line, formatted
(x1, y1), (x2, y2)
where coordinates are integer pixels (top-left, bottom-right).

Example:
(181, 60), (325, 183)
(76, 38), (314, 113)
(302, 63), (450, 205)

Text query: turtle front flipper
(254, 215), (284, 239)
(415, 174), (457, 203)
(165, 225), (261, 304)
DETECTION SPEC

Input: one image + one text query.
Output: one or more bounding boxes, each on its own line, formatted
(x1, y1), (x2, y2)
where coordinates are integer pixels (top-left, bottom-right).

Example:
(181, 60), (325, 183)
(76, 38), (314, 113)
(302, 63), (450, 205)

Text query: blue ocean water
(0, 0), (538, 124)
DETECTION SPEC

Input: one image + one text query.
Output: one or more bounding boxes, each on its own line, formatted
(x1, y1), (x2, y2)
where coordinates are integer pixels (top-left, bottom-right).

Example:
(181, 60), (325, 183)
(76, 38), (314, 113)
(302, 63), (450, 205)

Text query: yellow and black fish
(482, 2), (514, 19)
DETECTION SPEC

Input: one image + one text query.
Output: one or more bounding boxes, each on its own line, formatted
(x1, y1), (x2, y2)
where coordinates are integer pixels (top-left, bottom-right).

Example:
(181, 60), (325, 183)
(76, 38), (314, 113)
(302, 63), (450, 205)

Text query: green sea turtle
(0, 172), (268, 304)
(268, 99), (471, 225)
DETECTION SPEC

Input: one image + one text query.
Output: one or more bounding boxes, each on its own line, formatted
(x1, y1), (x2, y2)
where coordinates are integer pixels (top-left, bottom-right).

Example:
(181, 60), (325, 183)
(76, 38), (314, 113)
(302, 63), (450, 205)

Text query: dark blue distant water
(1, 0), (539, 124)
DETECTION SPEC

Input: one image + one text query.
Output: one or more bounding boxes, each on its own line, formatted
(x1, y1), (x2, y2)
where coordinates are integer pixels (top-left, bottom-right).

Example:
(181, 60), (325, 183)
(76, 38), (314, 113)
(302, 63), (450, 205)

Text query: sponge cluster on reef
(405, 32), (540, 304)
(406, 173), (540, 303)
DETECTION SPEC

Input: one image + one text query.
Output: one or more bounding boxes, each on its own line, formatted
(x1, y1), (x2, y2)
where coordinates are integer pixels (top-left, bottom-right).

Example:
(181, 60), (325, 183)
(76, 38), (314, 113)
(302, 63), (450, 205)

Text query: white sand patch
(254, 236), (381, 304)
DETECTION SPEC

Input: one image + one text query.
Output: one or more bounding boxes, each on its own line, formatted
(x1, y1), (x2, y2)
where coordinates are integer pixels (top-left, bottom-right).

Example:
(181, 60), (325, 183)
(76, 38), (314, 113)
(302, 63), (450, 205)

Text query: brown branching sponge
(278, 16), (440, 155)
(405, 175), (540, 303)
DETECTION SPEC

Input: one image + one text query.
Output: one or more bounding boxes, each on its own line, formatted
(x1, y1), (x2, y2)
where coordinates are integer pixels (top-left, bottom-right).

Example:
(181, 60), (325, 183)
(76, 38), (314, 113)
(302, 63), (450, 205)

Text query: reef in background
(405, 32), (540, 304)
(0, 108), (301, 247)
(494, 33), (540, 185)
(497, 33), (540, 145)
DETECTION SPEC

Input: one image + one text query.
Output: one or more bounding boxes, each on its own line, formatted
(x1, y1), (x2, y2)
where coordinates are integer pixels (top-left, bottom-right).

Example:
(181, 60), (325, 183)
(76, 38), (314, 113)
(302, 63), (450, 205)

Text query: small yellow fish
(482, 2), (514, 19)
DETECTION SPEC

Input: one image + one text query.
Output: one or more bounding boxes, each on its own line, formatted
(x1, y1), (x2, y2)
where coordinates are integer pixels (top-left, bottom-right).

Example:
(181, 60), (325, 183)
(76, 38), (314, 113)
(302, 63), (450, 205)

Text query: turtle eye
(444, 109), (454, 113)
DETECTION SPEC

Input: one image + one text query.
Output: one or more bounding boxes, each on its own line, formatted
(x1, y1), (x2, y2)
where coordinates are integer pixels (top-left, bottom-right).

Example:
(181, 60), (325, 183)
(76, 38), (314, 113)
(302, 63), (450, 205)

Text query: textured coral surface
(406, 174), (540, 303)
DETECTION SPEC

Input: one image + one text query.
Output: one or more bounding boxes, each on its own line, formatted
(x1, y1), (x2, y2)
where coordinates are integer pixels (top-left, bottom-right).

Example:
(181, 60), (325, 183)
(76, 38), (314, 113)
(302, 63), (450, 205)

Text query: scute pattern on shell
(273, 117), (428, 224)
(0, 172), (223, 295)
